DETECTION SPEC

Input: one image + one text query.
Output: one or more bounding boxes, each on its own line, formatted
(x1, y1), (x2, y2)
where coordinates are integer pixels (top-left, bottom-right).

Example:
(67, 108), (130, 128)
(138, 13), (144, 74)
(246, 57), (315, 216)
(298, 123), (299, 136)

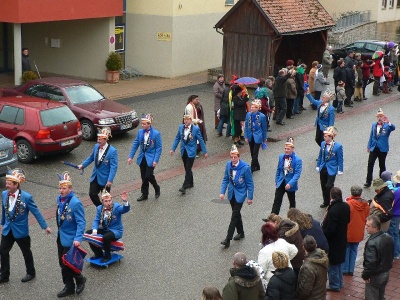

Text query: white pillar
(14, 23), (22, 85)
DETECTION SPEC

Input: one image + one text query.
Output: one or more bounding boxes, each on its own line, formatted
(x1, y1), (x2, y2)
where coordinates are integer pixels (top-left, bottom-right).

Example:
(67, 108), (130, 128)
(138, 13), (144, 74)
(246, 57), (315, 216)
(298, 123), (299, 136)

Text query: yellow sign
(157, 32), (172, 42)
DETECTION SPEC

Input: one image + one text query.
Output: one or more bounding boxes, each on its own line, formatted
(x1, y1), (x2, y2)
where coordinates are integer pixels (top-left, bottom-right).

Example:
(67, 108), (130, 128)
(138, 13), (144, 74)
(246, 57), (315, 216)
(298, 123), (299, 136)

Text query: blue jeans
(293, 97), (300, 113)
(328, 264), (343, 290)
(388, 216), (400, 257)
(217, 115), (231, 137)
(337, 100), (343, 113)
(341, 242), (359, 273)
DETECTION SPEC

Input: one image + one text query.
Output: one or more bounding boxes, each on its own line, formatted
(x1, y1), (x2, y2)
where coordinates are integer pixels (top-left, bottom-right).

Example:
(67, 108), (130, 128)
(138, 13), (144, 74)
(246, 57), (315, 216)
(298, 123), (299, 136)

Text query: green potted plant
(105, 51), (123, 83)
(22, 70), (39, 83)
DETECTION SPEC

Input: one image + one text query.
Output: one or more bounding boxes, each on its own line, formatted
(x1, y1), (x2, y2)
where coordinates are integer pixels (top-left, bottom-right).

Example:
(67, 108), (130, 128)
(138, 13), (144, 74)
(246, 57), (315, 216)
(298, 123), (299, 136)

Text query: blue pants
(388, 216), (400, 257)
(341, 242), (359, 273)
(217, 115), (231, 137)
(328, 264), (343, 290)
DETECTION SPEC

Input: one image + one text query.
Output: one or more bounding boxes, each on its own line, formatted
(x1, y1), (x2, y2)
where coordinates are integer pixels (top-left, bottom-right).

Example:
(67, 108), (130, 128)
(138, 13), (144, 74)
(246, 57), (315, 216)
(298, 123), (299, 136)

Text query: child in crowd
(382, 66), (392, 94)
(336, 81), (346, 114)
(354, 61), (363, 101)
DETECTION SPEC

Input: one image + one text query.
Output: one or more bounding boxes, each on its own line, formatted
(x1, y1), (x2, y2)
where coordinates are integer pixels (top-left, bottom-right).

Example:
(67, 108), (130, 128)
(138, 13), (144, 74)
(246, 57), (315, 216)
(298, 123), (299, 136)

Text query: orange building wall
(0, 0), (123, 23)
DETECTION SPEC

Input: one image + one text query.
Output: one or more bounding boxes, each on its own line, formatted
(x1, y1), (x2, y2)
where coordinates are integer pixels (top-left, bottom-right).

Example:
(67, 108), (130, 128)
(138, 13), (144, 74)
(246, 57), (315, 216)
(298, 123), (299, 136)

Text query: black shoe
(363, 97), (368, 100)
(320, 204), (328, 208)
(100, 256), (112, 263)
(0, 276), (9, 284)
(220, 239), (230, 248)
(57, 287), (75, 298)
(76, 277), (86, 295)
(21, 274), (35, 283)
(276, 121), (285, 125)
(364, 183), (371, 188)
(155, 192), (160, 199)
(344, 104), (353, 107)
(217, 133), (222, 137)
(179, 187), (186, 194)
(267, 129), (272, 132)
(237, 141), (244, 146)
(233, 233), (245, 241)
(287, 116), (294, 119)
(137, 194), (148, 201)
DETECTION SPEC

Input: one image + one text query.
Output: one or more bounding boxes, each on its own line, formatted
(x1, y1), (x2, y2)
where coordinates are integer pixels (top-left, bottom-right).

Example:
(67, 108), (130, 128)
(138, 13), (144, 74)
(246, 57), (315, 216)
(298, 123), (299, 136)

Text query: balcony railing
(332, 11), (371, 31)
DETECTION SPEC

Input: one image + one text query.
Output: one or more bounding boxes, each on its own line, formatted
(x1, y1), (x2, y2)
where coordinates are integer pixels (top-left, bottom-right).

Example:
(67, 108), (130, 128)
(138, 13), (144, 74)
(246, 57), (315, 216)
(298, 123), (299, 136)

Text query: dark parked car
(0, 96), (82, 163)
(4, 77), (139, 140)
(331, 40), (393, 67)
(0, 134), (18, 176)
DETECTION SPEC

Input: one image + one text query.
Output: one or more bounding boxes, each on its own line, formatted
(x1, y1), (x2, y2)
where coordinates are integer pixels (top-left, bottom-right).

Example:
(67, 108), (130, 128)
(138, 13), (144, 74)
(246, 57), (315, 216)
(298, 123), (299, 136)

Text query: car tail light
(36, 129), (51, 139)
(13, 141), (17, 154)
(77, 122), (81, 132)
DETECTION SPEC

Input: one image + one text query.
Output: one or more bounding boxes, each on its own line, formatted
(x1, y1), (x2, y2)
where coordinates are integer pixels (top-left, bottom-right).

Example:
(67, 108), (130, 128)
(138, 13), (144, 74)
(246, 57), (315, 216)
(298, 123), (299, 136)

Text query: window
(0, 106), (24, 125)
(64, 85), (104, 104)
(389, 0), (394, 7)
(225, 0), (235, 5)
(40, 106), (76, 127)
(47, 86), (65, 102)
(397, 0), (400, 7)
(25, 84), (49, 99)
(382, 0), (387, 8)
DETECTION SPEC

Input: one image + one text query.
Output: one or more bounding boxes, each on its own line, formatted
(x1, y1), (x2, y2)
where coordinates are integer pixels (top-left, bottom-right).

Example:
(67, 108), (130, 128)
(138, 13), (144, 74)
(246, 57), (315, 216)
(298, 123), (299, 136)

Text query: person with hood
(222, 252), (265, 300)
(369, 178), (394, 232)
(264, 214), (305, 277)
(314, 64), (329, 100)
(296, 235), (329, 300)
(342, 185), (370, 276)
(265, 251), (296, 300)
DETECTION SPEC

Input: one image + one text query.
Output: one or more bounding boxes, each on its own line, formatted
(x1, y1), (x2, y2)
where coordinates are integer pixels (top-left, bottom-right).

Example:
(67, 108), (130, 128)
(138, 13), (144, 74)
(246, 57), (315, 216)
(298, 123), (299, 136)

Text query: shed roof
(215, 0), (335, 35)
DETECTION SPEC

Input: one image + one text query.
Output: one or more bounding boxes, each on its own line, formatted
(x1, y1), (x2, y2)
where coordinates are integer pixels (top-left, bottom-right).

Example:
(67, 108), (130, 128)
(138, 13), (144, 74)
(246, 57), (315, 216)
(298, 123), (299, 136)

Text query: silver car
(0, 134), (18, 176)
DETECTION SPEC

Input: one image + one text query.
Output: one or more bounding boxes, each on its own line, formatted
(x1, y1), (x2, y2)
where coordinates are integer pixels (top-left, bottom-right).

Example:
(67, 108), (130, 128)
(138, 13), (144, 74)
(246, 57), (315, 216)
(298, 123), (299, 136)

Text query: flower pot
(105, 70), (120, 83)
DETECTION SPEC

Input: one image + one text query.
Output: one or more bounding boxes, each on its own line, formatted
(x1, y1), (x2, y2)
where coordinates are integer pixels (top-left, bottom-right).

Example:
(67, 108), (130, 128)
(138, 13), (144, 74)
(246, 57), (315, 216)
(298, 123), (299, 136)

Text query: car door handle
(13, 127), (18, 131)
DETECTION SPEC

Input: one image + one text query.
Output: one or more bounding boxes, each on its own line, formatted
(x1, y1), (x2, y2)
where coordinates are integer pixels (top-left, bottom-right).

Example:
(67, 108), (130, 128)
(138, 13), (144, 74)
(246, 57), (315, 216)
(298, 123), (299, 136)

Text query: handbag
(332, 99), (338, 108)
(62, 245), (87, 274)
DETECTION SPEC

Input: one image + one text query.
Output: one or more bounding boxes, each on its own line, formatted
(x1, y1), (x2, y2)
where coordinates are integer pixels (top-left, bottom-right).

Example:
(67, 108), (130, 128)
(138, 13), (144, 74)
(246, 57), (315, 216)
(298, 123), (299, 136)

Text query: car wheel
(17, 140), (35, 163)
(81, 120), (96, 140)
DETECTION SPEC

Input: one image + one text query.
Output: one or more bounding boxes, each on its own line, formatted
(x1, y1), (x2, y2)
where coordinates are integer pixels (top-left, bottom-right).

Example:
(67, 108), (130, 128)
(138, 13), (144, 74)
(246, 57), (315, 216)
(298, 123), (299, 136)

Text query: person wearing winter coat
(341, 186), (370, 276)
(336, 81), (346, 114)
(222, 252), (265, 300)
(265, 251), (296, 300)
(314, 64), (328, 100)
(285, 73), (297, 119)
(217, 85), (232, 137)
(213, 74), (225, 128)
(308, 61), (318, 99)
(369, 178), (394, 232)
(296, 235), (329, 300)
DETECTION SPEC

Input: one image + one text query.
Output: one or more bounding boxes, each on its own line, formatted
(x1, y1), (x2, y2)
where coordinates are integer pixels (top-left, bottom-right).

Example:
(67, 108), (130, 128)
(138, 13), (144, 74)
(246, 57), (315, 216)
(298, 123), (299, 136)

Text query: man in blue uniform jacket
(170, 114), (208, 194)
(244, 100), (267, 173)
(128, 113), (162, 201)
(220, 144), (254, 248)
(79, 127), (118, 206)
(317, 126), (344, 208)
(364, 108), (395, 188)
(271, 137), (302, 214)
(86, 190), (130, 262)
(305, 84), (336, 147)
(0, 168), (51, 284)
(56, 172), (86, 298)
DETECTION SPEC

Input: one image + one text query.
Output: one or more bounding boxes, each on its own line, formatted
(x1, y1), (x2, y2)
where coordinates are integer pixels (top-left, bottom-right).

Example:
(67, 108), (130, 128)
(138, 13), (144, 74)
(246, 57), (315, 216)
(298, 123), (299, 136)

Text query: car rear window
(40, 106), (77, 126)
(64, 85), (104, 104)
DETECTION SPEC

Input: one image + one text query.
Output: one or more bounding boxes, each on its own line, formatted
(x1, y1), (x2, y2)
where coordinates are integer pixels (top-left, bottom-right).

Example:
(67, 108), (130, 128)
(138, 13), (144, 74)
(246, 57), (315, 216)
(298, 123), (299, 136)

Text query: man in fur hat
(0, 168), (51, 284)
(128, 114), (162, 201)
(220, 145), (254, 248)
(316, 126), (343, 208)
(364, 108), (395, 188)
(78, 127), (118, 206)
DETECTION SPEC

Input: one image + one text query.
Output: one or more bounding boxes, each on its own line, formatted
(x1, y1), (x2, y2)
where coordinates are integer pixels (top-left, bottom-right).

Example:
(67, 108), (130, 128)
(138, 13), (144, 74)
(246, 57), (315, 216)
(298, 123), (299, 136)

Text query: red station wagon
(5, 77), (140, 140)
(0, 96), (82, 163)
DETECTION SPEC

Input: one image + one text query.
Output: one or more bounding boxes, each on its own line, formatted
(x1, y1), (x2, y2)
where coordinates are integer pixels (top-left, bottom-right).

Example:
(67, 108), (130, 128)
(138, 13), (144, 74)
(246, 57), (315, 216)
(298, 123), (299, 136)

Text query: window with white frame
(389, 0), (394, 7)
(382, 0), (387, 8)
(225, 0), (235, 5)
(397, 0), (400, 7)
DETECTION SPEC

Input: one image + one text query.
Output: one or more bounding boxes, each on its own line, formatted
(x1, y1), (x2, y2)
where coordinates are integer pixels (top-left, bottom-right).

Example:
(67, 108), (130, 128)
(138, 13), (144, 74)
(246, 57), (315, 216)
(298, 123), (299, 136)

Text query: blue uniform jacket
(306, 93), (335, 131)
(317, 141), (344, 176)
(220, 160), (254, 203)
(244, 111), (267, 144)
(129, 127), (162, 166)
(367, 122), (395, 152)
(275, 153), (302, 192)
(82, 144), (118, 186)
(57, 192), (86, 247)
(92, 202), (130, 239)
(1, 190), (48, 239)
(171, 124), (207, 158)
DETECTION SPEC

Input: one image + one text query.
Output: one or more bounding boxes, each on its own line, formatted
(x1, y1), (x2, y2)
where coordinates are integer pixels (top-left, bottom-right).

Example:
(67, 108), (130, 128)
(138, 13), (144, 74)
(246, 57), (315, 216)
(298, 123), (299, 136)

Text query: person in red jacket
(341, 185), (370, 276)
(372, 57), (383, 96)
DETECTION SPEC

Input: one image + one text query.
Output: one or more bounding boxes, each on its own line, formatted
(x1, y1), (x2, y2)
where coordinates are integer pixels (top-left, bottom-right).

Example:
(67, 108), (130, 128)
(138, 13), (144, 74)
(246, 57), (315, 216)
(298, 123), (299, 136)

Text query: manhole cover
(211, 198), (230, 204)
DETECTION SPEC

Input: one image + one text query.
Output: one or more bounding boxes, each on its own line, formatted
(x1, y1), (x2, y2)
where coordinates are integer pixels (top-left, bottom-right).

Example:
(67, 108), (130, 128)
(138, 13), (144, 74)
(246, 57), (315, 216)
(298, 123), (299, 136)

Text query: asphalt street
(1, 81), (400, 299)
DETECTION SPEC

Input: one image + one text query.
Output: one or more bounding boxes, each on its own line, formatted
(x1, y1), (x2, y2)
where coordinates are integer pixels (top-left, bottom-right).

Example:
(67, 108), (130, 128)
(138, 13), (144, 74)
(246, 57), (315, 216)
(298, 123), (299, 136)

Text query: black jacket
(273, 72), (291, 98)
(333, 66), (346, 85)
(373, 187), (394, 223)
(232, 95), (248, 121)
(362, 231), (394, 280)
(265, 267), (296, 300)
(220, 86), (231, 116)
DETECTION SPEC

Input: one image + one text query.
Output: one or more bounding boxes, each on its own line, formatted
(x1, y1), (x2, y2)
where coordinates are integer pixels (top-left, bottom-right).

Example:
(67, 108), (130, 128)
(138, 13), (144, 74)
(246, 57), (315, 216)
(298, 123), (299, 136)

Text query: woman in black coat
(232, 85), (248, 146)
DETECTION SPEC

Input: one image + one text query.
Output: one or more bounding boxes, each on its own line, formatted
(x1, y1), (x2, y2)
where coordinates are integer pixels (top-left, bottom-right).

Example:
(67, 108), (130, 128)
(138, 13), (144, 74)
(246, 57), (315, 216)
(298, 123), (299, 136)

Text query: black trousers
(89, 177), (111, 207)
(271, 180), (296, 215)
(85, 229), (117, 258)
(366, 148), (388, 185)
(140, 157), (160, 196)
(276, 97), (287, 123)
(286, 98), (294, 118)
(315, 126), (324, 147)
(182, 150), (195, 188)
(226, 195), (244, 240)
(345, 85), (353, 105)
(0, 231), (35, 278)
(249, 139), (261, 172)
(320, 167), (336, 206)
(57, 235), (84, 289)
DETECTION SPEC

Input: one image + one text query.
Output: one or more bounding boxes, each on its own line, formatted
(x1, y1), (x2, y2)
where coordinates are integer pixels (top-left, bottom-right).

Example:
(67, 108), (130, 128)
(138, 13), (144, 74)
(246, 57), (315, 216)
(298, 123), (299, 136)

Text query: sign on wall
(115, 26), (125, 51)
(157, 32), (172, 42)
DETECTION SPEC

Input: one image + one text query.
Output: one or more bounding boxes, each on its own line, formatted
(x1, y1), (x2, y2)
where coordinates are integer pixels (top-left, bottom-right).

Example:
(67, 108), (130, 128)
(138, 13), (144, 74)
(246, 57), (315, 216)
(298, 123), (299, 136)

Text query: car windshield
(64, 85), (104, 104)
(40, 106), (77, 126)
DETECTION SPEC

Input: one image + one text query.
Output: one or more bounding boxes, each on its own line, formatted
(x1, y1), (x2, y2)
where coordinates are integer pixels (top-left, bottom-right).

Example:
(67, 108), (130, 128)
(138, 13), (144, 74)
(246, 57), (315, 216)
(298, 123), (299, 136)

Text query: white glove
(316, 167), (320, 172)
(338, 171), (343, 175)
